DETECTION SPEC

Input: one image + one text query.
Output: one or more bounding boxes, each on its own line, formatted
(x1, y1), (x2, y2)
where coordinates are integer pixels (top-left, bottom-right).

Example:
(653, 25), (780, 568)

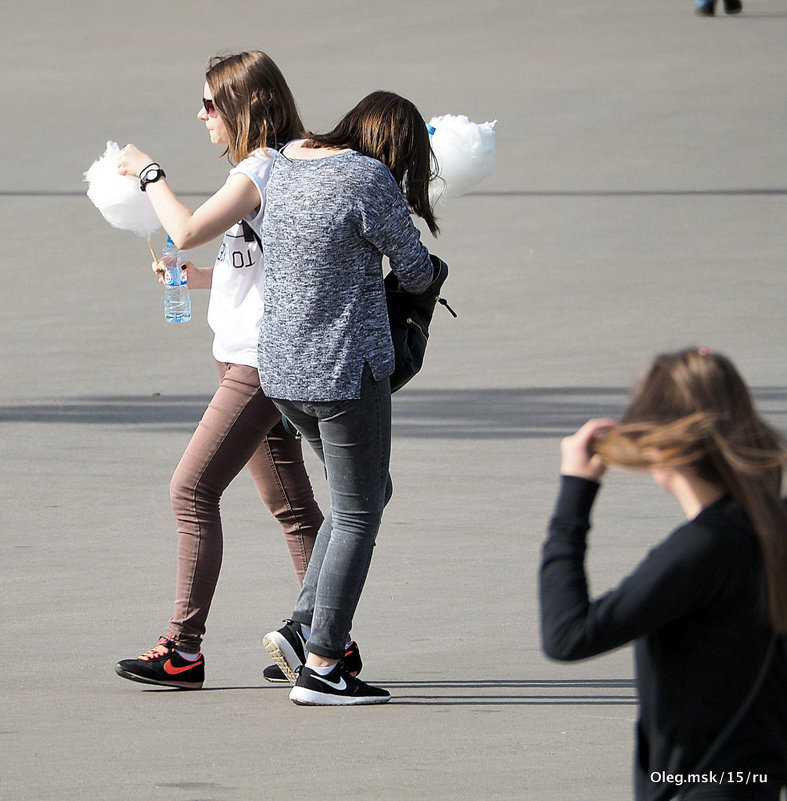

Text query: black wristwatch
(139, 163), (166, 192)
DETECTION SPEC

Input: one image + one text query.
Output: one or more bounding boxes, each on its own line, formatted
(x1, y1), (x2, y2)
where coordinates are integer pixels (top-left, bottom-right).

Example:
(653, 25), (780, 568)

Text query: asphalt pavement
(1, 1), (786, 799)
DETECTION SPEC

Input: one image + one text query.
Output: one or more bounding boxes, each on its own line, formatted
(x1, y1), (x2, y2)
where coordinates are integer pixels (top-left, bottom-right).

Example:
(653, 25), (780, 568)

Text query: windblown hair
(594, 348), (787, 631)
(205, 51), (304, 164)
(303, 90), (439, 236)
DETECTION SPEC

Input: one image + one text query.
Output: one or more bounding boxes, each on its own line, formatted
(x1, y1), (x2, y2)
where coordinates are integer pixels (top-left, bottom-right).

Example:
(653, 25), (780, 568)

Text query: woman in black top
(540, 348), (787, 800)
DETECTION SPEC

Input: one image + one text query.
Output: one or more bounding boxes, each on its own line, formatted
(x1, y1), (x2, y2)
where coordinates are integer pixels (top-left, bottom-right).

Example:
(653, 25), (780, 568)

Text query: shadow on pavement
(2, 387), (785, 439)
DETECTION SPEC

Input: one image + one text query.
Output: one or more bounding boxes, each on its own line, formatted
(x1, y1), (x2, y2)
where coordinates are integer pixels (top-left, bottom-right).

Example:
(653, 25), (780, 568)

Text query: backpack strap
(236, 143), (289, 250)
(240, 219), (262, 249)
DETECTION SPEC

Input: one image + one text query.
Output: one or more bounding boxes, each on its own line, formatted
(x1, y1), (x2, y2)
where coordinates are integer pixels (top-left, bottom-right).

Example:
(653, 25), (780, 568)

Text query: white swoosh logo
(312, 672), (347, 691)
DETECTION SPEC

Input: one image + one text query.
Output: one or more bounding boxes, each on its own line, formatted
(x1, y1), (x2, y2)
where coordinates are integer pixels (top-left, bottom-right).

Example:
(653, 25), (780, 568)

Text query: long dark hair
(304, 91), (439, 236)
(594, 348), (787, 631)
(206, 51), (304, 163)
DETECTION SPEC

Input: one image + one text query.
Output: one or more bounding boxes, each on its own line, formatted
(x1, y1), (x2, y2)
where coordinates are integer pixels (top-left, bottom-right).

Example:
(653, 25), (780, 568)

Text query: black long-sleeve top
(540, 476), (787, 800)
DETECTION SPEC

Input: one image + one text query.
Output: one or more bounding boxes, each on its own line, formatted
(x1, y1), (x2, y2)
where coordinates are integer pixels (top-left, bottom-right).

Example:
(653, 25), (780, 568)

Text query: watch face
(140, 166), (164, 191)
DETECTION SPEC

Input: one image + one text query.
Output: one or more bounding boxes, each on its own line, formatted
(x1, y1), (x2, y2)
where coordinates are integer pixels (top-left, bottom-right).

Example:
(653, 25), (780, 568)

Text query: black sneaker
(341, 640), (363, 676)
(289, 664), (390, 706)
(262, 663), (290, 683)
(263, 638), (363, 684)
(724, 0), (742, 13)
(695, 1), (715, 14)
(115, 635), (204, 689)
(262, 620), (307, 684)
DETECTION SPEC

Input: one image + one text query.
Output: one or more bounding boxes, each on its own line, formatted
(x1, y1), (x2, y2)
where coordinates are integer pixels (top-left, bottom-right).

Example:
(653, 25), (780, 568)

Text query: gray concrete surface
(1, 1), (786, 799)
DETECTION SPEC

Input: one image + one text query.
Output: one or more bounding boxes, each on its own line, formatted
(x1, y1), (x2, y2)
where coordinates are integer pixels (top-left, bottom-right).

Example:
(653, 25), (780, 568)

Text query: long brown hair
(304, 90), (439, 236)
(205, 51), (304, 164)
(594, 348), (787, 631)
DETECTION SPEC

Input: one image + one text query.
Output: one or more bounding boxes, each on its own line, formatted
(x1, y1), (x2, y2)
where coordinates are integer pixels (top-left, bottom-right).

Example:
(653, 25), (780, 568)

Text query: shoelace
(139, 638), (172, 661)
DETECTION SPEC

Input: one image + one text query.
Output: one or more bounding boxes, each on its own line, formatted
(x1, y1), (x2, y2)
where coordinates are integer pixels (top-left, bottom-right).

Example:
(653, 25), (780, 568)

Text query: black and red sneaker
(262, 620), (308, 684)
(115, 635), (204, 689)
(263, 637), (362, 684)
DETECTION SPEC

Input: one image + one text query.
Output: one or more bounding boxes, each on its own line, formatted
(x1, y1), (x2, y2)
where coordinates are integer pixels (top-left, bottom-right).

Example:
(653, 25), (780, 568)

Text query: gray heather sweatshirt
(258, 149), (433, 402)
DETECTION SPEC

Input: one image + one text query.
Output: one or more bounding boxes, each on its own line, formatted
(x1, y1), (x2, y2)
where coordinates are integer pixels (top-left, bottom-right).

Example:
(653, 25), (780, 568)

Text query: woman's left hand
(118, 144), (154, 179)
(560, 419), (617, 481)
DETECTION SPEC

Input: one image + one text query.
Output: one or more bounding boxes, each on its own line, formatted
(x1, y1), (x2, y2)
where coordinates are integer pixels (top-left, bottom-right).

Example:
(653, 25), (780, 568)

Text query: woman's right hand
(152, 259), (212, 289)
(152, 258), (166, 284)
(560, 419), (617, 481)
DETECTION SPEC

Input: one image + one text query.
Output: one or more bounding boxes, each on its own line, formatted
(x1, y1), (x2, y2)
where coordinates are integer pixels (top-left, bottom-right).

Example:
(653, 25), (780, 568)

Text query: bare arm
(117, 144), (261, 250)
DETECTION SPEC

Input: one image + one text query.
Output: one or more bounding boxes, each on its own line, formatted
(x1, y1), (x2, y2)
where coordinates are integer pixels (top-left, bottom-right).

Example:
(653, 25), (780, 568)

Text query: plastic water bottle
(162, 236), (191, 323)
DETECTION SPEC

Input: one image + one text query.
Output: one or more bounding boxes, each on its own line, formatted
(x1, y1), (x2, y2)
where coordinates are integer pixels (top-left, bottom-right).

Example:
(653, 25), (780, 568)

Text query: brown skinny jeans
(168, 362), (322, 652)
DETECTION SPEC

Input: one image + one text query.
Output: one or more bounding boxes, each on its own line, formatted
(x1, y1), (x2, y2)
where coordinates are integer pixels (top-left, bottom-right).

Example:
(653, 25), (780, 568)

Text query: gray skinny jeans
(272, 366), (392, 659)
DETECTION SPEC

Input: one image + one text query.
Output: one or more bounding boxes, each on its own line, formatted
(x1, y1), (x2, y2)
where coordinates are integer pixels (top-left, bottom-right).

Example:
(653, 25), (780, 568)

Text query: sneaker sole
(289, 686), (391, 706)
(114, 665), (203, 690)
(262, 632), (302, 684)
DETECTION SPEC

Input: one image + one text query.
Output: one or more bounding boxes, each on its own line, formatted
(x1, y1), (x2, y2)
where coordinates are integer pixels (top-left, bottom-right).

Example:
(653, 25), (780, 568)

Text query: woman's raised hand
(118, 144), (154, 179)
(560, 419), (617, 481)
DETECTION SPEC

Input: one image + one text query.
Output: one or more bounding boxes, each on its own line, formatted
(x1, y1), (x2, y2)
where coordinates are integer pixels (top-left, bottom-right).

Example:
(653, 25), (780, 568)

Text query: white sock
(175, 649), (200, 661)
(309, 663), (337, 676)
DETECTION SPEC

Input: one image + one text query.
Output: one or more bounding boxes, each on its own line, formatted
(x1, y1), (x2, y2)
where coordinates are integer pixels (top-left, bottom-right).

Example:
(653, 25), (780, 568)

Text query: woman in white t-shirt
(112, 51), (335, 690)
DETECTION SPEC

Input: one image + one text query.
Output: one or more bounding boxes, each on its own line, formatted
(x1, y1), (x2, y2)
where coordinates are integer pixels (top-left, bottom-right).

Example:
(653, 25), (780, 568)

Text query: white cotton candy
(84, 141), (161, 237)
(428, 115), (497, 204)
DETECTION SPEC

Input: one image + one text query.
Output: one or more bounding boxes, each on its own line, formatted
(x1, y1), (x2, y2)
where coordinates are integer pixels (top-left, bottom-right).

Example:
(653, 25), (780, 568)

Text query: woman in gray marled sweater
(261, 92), (439, 705)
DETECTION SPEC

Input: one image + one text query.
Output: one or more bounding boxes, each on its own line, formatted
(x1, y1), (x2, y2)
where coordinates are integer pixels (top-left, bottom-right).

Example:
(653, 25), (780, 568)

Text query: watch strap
(139, 163), (165, 192)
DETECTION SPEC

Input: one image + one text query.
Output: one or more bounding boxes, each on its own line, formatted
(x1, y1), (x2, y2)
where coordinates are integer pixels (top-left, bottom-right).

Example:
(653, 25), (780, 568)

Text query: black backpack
(385, 254), (456, 393)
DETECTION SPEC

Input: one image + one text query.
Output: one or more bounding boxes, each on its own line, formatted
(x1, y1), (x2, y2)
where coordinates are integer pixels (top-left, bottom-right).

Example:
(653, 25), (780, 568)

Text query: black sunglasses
(202, 97), (218, 117)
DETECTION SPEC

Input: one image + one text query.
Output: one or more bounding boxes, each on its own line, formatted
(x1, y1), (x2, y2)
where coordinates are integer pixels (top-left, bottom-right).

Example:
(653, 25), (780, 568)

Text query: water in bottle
(162, 236), (191, 323)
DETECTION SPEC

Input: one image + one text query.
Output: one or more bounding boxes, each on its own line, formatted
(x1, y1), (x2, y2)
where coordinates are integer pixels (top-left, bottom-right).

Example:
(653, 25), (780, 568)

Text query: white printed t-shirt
(207, 149), (273, 368)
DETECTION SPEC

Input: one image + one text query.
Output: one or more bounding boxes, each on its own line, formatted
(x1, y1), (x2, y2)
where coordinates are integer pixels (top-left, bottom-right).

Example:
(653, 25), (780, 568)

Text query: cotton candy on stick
(428, 115), (497, 204)
(84, 141), (161, 260)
